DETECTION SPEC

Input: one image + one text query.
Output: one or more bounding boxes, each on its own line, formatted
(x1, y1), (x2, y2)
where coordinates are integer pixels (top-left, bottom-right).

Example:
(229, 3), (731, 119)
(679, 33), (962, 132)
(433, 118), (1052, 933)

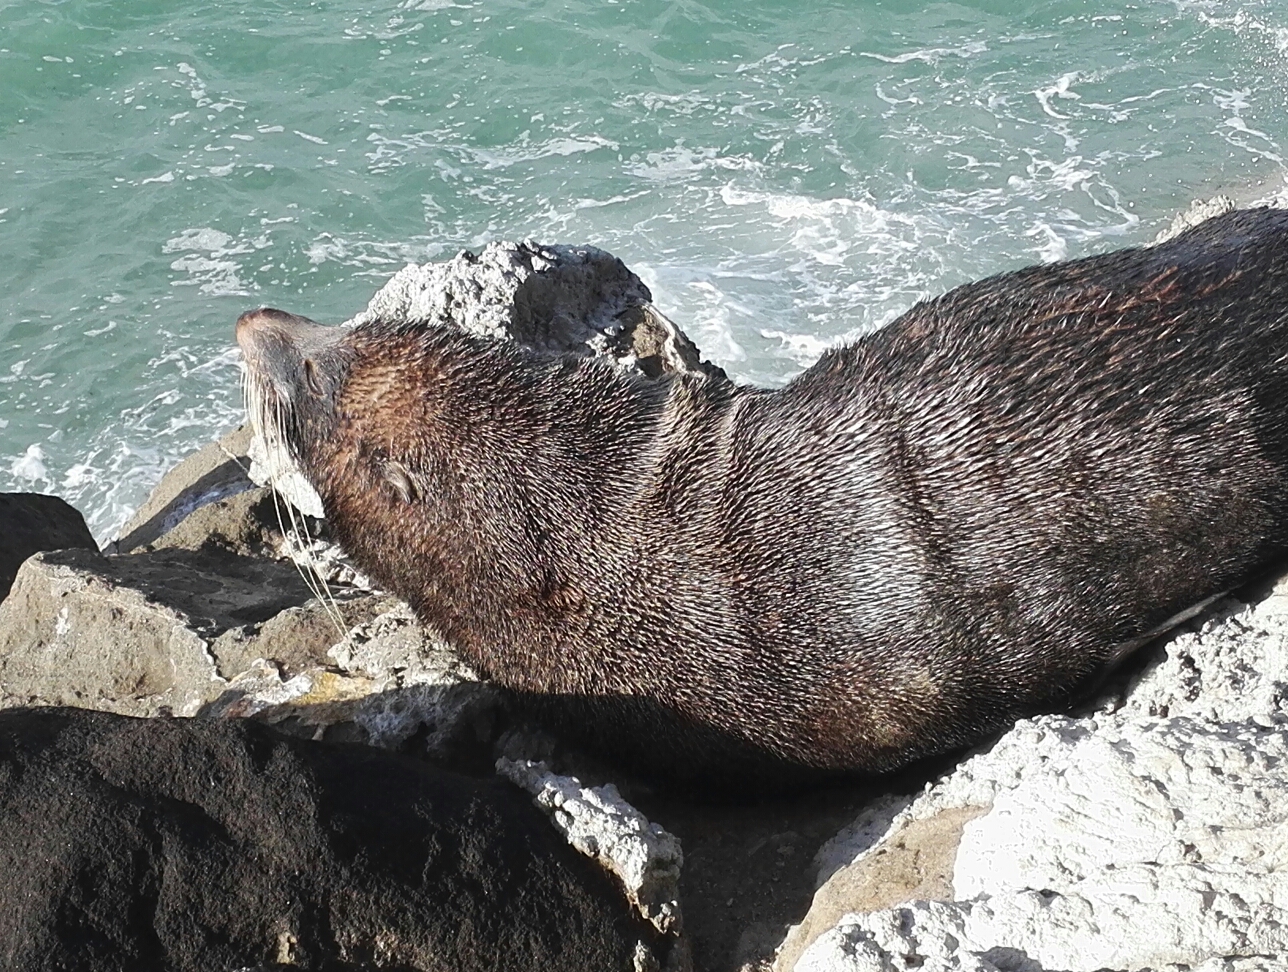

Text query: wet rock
(0, 492), (98, 602)
(0, 706), (668, 972)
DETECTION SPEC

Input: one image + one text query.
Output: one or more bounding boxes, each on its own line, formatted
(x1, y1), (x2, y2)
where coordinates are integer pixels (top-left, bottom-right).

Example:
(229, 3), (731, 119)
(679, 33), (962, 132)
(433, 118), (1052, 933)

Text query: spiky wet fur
(238, 208), (1288, 787)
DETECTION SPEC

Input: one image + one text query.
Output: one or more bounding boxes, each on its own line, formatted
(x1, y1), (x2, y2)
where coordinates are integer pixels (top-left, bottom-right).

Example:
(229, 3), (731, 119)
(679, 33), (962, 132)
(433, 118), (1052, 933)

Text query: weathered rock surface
(352, 240), (722, 382)
(1151, 194), (1237, 245)
(0, 706), (668, 972)
(777, 574), (1288, 972)
(113, 425), (255, 553)
(142, 484), (286, 557)
(0, 539), (501, 764)
(209, 603), (507, 768)
(0, 546), (330, 716)
(0, 492), (98, 602)
(500, 758), (686, 939)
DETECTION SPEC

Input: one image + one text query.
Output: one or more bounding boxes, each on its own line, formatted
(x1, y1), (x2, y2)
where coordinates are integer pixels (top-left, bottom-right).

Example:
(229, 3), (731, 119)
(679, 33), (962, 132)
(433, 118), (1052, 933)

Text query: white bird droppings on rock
(497, 757), (685, 938)
(781, 580), (1288, 972)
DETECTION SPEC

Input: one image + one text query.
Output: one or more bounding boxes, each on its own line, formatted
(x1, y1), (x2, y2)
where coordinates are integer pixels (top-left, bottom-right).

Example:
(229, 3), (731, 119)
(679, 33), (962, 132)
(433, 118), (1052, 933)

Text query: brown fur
(238, 208), (1288, 787)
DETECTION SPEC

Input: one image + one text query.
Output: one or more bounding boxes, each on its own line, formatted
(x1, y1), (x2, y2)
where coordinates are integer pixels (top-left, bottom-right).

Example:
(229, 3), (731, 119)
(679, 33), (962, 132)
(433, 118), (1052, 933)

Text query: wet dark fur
(238, 208), (1288, 787)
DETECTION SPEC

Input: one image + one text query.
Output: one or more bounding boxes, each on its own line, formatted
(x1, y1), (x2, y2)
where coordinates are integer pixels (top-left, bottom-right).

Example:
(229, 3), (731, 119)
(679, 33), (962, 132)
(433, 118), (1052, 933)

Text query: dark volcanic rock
(0, 492), (98, 602)
(0, 707), (665, 972)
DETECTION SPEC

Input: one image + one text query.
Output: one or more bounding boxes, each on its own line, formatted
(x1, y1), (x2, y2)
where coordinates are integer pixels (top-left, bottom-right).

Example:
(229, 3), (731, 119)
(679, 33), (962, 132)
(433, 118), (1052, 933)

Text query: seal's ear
(303, 358), (325, 397)
(382, 460), (419, 504)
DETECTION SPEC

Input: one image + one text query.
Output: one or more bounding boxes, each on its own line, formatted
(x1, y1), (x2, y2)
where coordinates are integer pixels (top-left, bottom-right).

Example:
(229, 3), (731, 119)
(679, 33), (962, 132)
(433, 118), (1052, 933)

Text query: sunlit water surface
(1, 0), (1285, 540)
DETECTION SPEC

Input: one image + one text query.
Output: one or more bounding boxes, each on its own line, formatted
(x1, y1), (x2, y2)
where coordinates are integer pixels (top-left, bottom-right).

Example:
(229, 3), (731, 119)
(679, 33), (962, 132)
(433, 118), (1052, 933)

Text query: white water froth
(625, 144), (763, 183)
(0, 343), (247, 544)
(1196, 6), (1288, 56)
(304, 232), (445, 271)
(162, 226), (266, 296)
(10, 444), (48, 483)
(857, 40), (988, 65)
(467, 135), (619, 170)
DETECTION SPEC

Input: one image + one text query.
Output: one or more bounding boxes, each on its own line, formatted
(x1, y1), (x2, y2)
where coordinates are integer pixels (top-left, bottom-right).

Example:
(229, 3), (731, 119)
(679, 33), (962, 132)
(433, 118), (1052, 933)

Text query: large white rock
(780, 575), (1288, 972)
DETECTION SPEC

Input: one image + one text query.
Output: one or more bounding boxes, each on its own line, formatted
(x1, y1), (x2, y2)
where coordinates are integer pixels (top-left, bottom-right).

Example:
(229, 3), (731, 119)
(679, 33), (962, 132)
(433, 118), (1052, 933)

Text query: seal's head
(235, 307), (565, 621)
(236, 308), (349, 473)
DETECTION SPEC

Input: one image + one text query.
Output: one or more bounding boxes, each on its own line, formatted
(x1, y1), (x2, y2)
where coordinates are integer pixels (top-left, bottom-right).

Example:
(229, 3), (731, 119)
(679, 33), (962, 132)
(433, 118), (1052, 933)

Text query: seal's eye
(382, 460), (419, 504)
(303, 358), (324, 397)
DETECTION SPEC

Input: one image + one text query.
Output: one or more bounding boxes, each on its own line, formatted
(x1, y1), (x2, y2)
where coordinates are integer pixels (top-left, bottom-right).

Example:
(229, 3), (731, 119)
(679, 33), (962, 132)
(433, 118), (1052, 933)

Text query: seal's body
(237, 208), (1288, 784)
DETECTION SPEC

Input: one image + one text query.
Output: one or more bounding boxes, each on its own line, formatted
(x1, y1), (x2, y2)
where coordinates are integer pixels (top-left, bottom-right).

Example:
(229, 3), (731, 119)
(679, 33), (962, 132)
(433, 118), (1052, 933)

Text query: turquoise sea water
(1, 0), (1286, 541)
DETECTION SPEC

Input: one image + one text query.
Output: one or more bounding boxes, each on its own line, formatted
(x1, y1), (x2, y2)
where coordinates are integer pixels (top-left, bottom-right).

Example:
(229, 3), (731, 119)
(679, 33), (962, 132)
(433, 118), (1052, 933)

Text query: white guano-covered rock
(498, 757), (685, 938)
(781, 573), (1288, 972)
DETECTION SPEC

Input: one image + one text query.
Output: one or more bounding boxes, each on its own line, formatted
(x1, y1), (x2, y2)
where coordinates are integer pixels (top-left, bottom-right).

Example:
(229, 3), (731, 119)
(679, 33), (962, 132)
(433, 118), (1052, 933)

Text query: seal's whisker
(271, 483), (348, 639)
(253, 388), (348, 640)
(284, 481), (348, 637)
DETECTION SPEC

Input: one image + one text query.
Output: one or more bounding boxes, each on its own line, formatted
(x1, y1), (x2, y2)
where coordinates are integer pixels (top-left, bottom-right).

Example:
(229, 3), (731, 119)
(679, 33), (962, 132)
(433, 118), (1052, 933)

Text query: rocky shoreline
(2, 204), (1287, 971)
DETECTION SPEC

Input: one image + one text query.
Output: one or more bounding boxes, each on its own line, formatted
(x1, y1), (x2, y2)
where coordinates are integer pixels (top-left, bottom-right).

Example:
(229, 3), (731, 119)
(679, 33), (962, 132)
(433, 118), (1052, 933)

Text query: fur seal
(237, 207), (1288, 786)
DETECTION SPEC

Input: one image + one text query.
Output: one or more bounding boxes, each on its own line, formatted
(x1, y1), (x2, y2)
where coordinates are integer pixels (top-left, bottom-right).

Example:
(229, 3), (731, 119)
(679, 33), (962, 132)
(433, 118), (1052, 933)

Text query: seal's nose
(235, 307), (337, 356)
(237, 307), (298, 349)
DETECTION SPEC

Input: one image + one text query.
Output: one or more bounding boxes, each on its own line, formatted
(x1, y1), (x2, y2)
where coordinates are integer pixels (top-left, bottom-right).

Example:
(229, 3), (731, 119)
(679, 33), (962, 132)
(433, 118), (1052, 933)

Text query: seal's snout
(237, 306), (346, 413)
(236, 307), (319, 351)
(236, 307), (344, 372)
